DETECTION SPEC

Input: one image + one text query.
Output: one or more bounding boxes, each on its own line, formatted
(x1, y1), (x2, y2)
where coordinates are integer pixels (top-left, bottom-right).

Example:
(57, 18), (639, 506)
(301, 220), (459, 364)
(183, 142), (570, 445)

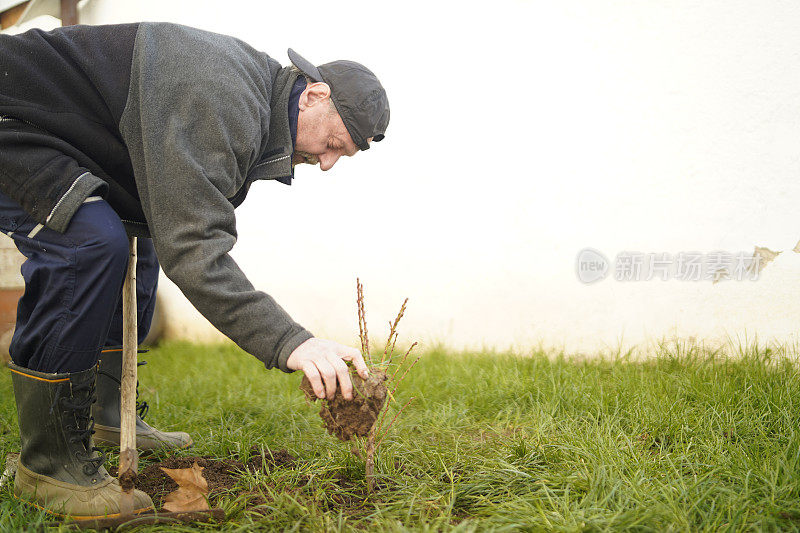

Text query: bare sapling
(299, 278), (421, 492)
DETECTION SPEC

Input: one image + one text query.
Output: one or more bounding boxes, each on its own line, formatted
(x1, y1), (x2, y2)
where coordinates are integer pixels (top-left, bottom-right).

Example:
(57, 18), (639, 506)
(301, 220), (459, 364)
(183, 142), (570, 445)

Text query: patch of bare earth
(109, 448), (298, 509)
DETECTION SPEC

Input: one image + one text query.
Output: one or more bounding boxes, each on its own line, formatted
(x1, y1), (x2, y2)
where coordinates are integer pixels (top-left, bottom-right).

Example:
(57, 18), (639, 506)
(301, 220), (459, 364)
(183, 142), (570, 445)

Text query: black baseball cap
(288, 48), (389, 151)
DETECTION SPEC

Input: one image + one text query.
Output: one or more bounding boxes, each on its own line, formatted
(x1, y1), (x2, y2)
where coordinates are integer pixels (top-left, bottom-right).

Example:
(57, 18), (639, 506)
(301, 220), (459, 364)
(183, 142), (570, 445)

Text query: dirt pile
(300, 368), (388, 441)
(109, 447), (297, 508)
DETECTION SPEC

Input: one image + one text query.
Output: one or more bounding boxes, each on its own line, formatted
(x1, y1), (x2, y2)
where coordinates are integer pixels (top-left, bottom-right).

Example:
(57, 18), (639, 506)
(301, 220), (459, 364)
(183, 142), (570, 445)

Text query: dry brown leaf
(160, 461), (210, 512)
(753, 246), (781, 272)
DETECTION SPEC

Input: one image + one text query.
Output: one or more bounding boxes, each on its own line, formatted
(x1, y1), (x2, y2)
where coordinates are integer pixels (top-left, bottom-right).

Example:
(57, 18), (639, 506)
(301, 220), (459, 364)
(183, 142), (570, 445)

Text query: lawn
(1, 341), (800, 531)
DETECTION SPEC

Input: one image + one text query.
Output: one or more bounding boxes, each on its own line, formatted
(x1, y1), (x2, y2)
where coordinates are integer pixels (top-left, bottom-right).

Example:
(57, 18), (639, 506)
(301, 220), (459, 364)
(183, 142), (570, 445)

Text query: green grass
(2, 341), (800, 531)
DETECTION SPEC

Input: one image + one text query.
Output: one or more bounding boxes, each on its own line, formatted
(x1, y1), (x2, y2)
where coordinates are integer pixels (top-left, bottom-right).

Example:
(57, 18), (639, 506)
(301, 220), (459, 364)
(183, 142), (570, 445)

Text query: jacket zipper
(0, 114), (46, 131)
(228, 149), (287, 206)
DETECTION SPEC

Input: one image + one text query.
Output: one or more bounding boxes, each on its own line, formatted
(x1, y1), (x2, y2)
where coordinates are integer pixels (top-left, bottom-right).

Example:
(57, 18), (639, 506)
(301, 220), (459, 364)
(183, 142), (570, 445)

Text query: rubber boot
(9, 362), (154, 519)
(92, 348), (193, 451)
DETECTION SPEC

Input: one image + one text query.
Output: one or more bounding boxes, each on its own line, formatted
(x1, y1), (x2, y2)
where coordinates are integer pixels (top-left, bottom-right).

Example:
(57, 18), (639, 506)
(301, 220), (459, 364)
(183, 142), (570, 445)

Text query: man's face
(294, 82), (362, 171)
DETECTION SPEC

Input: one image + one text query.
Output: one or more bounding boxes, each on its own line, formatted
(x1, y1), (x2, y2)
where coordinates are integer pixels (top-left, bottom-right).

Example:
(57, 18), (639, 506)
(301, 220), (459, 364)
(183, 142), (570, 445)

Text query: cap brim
(287, 49), (323, 82)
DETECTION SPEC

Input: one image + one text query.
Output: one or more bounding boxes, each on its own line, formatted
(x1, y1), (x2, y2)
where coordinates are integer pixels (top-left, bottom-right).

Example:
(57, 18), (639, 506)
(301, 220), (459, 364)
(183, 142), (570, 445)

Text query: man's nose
(320, 153), (341, 171)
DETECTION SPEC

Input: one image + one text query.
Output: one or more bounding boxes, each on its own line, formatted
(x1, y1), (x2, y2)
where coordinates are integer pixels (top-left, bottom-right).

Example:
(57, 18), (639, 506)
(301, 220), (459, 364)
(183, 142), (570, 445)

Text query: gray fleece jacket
(0, 22), (313, 371)
(120, 24), (313, 372)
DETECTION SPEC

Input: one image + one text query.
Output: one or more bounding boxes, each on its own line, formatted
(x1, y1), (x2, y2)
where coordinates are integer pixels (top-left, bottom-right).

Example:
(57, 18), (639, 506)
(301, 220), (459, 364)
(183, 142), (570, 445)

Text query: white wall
(74, 0), (800, 355)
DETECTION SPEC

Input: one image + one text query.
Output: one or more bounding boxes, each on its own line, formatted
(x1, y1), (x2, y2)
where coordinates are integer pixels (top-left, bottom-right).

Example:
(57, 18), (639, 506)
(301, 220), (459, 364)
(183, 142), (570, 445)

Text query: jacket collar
(249, 66), (299, 182)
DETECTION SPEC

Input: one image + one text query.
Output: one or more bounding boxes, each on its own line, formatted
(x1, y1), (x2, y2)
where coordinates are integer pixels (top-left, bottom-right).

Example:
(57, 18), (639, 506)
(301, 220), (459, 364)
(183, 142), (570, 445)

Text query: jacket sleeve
(119, 23), (313, 372)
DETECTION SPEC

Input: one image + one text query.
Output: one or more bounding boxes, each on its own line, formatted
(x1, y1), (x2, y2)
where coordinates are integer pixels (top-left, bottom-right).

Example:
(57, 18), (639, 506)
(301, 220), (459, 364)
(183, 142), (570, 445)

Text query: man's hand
(286, 338), (369, 401)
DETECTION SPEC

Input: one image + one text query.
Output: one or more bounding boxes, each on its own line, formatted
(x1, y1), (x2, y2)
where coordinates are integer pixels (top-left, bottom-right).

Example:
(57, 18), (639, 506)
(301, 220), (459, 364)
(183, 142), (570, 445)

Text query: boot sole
(13, 462), (155, 520)
(12, 491), (154, 520)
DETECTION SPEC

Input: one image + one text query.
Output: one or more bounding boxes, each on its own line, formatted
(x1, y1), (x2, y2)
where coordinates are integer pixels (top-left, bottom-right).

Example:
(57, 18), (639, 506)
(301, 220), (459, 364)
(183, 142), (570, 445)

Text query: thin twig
(357, 278), (369, 363)
(389, 353), (422, 399)
(376, 351), (419, 437)
(389, 342), (418, 383)
(376, 343), (419, 434)
(389, 331), (399, 363)
(375, 397), (416, 449)
(382, 298), (407, 364)
(380, 354), (423, 432)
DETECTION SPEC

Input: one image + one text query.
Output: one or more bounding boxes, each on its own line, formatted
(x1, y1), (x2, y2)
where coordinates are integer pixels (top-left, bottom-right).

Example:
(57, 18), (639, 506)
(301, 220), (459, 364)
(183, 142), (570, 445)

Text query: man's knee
(67, 201), (129, 269)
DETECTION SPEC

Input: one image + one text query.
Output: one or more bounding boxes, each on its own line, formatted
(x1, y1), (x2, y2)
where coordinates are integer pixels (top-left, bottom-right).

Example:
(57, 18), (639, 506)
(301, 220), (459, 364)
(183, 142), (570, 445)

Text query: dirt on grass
(300, 368), (389, 441)
(108, 447), (298, 509)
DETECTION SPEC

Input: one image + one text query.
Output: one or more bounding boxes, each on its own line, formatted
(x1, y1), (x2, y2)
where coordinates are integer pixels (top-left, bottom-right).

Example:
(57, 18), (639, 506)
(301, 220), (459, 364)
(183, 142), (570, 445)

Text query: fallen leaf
(160, 461), (210, 512)
(752, 246), (781, 274)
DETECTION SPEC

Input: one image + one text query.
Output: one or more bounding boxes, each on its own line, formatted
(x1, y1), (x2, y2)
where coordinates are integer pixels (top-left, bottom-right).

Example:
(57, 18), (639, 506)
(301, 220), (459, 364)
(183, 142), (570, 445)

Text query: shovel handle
(118, 236), (138, 515)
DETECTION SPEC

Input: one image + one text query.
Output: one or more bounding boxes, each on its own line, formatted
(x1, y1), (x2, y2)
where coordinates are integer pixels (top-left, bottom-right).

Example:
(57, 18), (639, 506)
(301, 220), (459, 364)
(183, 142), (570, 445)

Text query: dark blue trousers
(0, 192), (158, 373)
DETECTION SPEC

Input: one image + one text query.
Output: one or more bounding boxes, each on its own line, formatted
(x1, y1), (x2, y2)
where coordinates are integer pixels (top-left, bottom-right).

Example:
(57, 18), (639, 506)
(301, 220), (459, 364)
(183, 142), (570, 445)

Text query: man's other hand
(286, 338), (369, 401)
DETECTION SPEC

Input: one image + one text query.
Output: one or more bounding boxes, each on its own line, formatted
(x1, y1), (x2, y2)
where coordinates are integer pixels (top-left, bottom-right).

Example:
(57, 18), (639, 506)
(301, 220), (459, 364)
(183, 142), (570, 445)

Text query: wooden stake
(118, 237), (138, 516)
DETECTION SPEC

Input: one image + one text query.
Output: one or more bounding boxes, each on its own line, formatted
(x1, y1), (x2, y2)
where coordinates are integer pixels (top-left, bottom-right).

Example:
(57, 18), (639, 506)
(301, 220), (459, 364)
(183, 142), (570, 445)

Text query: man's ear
(299, 82), (332, 110)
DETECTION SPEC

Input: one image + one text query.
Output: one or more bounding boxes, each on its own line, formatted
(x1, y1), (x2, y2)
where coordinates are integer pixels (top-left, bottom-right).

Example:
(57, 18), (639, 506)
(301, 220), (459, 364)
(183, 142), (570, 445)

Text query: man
(0, 22), (389, 519)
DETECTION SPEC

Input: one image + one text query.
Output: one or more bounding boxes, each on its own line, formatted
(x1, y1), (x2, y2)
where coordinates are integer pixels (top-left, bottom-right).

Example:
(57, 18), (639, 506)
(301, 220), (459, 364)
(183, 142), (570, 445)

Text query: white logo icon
(576, 248), (609, 284)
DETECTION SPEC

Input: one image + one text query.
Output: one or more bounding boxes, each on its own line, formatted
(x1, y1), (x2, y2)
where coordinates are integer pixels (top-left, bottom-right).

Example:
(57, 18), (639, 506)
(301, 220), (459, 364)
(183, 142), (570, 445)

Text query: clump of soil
(118, 469), (136, 492)
(300, 368), (389, 441)
(108, 447), (297, 508)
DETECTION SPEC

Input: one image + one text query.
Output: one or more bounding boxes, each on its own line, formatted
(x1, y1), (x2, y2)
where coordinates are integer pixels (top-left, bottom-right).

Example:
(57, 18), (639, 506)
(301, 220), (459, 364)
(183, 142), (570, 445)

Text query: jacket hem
(275, 328), (314, 373)
(120, 219), (151, 238)
(45, 172), (106, 233)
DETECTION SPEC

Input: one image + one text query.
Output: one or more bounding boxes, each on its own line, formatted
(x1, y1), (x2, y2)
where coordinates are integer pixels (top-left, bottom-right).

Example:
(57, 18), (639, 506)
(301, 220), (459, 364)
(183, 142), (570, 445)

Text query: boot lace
(60, 372), (105, 477)
(98, 356), (150, 421)
(135, 361), (150, 420)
